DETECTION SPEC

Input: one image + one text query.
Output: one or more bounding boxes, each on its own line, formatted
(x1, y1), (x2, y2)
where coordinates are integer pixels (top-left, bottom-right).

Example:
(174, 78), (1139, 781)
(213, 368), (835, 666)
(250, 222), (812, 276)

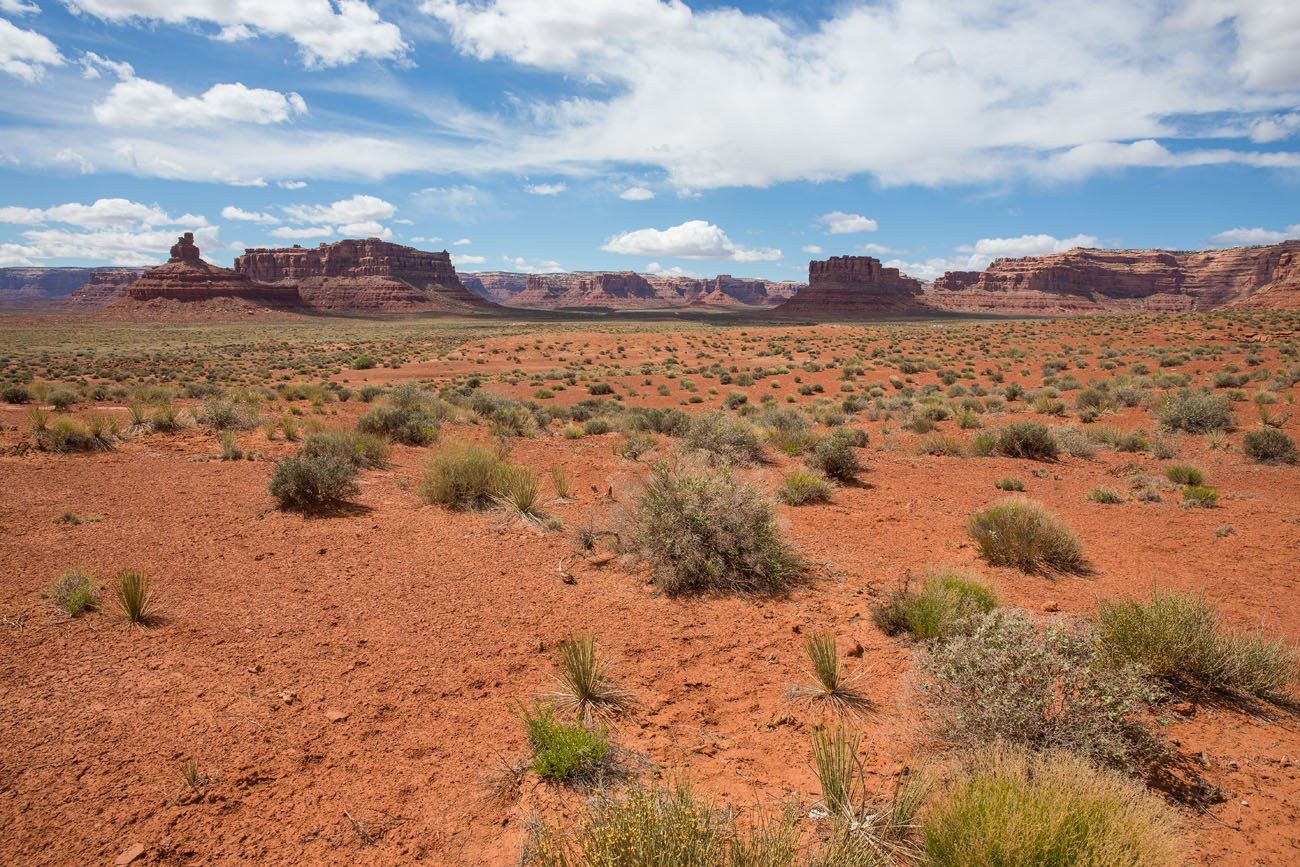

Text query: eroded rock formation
(463, 270), (800, 310)
(235, 239), (490, 312)
(772, 256), (925, 316)
(0, 267), (143, 306)
(65, 268), (147, 307)
(928, 242), (1300, 313)
(125, 234), (300, 306)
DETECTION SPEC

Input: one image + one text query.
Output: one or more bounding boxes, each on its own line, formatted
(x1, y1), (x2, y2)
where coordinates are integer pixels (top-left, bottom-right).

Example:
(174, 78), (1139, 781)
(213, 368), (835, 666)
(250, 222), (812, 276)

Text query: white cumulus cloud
(817, 212), (878, 234)
(1206, 225), (1300, 247)
(64, 0), (407, 68)
(524, 182), (566, 196)
(619, 186), (655, 201)
(0, 18), (63, 82)
(95, 78), (308, 127)
(602, 219), (780, 262)
(282, 194), (395, 225)
(220, 205), (279, 224)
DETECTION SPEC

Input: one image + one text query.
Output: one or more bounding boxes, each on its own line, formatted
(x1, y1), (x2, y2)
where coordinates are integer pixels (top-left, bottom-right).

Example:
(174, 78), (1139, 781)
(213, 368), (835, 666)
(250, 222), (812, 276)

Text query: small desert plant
(995, 422), (1059, 461)
(550, 465), (571, 499)
(1097, 590), (1296, 700)
(873, 572), (1000, 641)
(357, 403), (439, 446)
(39, 416), (115, 453)
(804, 431), (862, 482)
(1154, 388), (1233, 433)
(495, 464), (544, 519)
(915, 433), (965, 457)
(199, 398), (252, 431)
(45, 568), (97, 616)
(968, 498), (1088, 574)
(922, 746), (1184, 867)
(1242, 428), (1298, 465)
(545, 635), (633, 723)
(613, 432), (657, 460)
(3, 383), (31, 403)
(519, 703), (609, 782)
(1086, 486), (1125, 504)
(994, 477), (1024, 491)
(300, 430), (390, 469)
(811, 725), (865, 819)
(682, 411), (764, 465)
(418, 443), (509, 510)
(1164, 463), (1204, 486)
(269, 453), (360, 510)
(218, 430), (243, 461)
(115, 569), (154, 625)
(778, 470), (832, 505)
(787, 632), (870, 716)
(1181, 485), (1218, 508)
(631, 463), (801, 595)
(47, 388), (77, 411)
(922, 610), (1158, 767)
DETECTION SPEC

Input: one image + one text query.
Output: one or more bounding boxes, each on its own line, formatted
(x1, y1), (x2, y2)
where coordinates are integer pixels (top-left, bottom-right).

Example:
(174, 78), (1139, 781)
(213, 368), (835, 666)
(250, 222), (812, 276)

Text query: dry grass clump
(682, 411), (765, 465)
(804, 431), (862, 481)
(1242, 428), (1298, 464)
(1164, 463), (1204, 485)
(994, 422), (1059, 461)
(787, 632), (870, 717)
(630, 463), (801, 595)
(967, 498), (1088, 575)
(45, 568), (97, 616)
(32, 410), (117, 453)
(545, 635), (633, 723)
(1097, 590), (1296, 700)
(778, 470), (832, 505)
(922, 746), (1184, 867)
(922, 610), (1158, 768)
(871, 571), (999, 641)
(419, 442), (544, 521)
(1154, 388), (1233, 433)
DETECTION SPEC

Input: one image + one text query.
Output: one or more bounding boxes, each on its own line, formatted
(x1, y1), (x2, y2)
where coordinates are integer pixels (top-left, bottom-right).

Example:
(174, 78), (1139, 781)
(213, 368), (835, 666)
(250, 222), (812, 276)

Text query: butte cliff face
(771, 256), (925, 316)
(0, 267), (145, 306)
(125, 234), (300, 306)
(928, 242), (1300, 313)
(235, 239), (492, 313)
(65, 268), (148, 307)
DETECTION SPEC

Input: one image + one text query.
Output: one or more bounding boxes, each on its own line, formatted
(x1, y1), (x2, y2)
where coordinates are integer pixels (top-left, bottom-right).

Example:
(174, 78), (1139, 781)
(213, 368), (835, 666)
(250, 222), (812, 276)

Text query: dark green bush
(1242, 428), (1297, 465)
(269, 453), (360, 510)
(995, 423), (1059, 461)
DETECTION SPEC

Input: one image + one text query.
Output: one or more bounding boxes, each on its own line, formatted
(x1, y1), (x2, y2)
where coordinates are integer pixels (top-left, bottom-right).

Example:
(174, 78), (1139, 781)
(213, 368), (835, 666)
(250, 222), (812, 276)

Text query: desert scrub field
(1, 308), (1299, 865)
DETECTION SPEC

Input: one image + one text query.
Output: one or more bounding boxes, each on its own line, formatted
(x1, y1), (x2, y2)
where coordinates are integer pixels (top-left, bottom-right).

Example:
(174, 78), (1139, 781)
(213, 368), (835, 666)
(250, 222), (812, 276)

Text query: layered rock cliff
(462, 270), (800, 310)
(235, 239), (491, 312)
(125, 234), (300, 306)
(0, 268), (118, 306)
(65, 268), (147, 307)
(928, 242), (1300, 313)
(772, 256), (925, 316)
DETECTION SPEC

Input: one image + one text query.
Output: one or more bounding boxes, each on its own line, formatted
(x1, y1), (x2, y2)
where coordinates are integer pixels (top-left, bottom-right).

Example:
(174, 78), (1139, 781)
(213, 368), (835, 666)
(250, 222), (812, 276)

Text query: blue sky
(0, 0), (1298, 281)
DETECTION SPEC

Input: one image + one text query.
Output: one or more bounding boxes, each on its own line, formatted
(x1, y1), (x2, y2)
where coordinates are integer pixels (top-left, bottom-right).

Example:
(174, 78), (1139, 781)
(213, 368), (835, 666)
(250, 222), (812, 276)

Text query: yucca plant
(116, 569), (154, 625)
(811, 725), (865, 820)
(787, 631), (870, 717)
(546, 634), (632, 723)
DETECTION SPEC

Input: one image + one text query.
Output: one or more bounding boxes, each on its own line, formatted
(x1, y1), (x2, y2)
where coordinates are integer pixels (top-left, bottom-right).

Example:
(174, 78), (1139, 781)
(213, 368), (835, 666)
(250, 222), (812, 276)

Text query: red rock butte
(235, 239), (492, 313)
(124, 233), (300, 306)
(773, 255), (926, 316)
(927, 242), (1300, 313)
(460, 270), (799, 310)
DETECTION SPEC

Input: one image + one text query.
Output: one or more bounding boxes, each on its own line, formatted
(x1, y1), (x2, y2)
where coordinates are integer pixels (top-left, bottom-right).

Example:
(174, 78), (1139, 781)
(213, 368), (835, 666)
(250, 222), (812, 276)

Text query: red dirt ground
(2, 316), (1298, 865)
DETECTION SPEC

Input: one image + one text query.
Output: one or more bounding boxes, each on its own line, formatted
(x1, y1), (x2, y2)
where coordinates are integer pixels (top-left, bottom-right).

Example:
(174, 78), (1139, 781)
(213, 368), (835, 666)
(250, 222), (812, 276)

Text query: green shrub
(47, 388), (77, 411)
(1097, 590), (1296, 700)
(39, 416), (115, 453)
(872, 572), (999, 641)
(922, 610), (1158, 767)
(631, 464), (801, 595)
(357, 404), (439, 445)
(300, 430), (390, 469)
(995, 423), (1059, 461)
(1164, 464), (1204, 486)
(2, 383), (30, 403)
(613, 432), (657, 460)
(682, 411), (764, 465)
(519, 703), (608, 781)
(1242, 428), (1298, 464)
(351, 353), (376, 370)
(968, 498), (1088, 574)
(1086, 487), (1125, 504)
(1182, 485), (1218, 508)
(199, 398), (253, 431)
(778, 470), (832, 505)
(923, 746), (1184, 867)
(45, 569), (97, 616)
(994, 477), (1024, 492)
(269, 453), (360, 510)
(1154, 389), (1233, 433)
(916, 433), (965, 457)
(805, 432), (861, 481)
